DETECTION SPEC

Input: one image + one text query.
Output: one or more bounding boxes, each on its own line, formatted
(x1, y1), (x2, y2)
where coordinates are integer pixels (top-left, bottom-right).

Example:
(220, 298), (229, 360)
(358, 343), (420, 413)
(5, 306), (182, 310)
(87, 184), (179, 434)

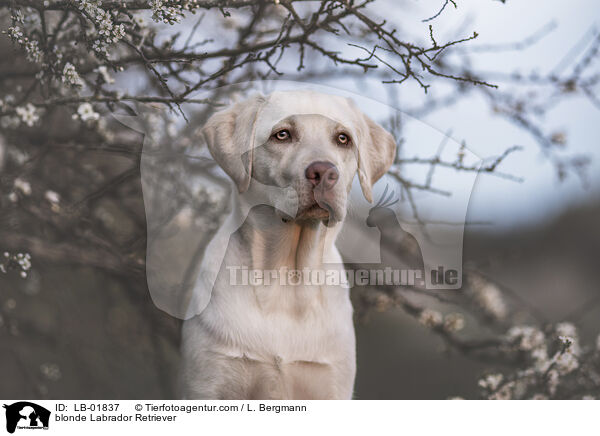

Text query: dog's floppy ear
(356, 114), (397, 203)
(202, 94), (265, 193)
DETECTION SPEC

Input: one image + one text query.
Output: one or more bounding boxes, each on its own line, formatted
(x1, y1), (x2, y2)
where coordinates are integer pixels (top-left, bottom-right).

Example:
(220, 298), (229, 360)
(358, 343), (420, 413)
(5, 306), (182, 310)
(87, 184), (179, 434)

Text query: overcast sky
(382, 0), (600, 232)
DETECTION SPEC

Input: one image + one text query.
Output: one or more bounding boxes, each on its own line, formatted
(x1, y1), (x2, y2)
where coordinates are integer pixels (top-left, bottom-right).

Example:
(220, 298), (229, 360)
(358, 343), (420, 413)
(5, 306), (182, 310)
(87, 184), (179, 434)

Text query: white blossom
(40, 363), (62, 381)
(507, 325), (545, 351)
(112, 23), (125, 42)
(555, 322), (577, 338)
(75, 103), (100, 121)
(557, 335), (573, 347)
(62, 62), (84, 87)
(16, 252), (32, 271)
(14, 177), (31, 195)
(531, 346), (550, 372)
(44, 190), (60, 204)
(488, 382), (513, 400)
(24, 39), (43, 63)
(6, 26), (24, 43)
(12, 10), (25, 24)
(443, 313), (465, 332)
(15, 103), (39, 127)
(478, 373), (503, 391)
(418, 309), (442, 328)
(133, 15), (146, 28)
(7, 147), (28, 165)
(97, 9), (113, 36)
(473, 282), (507, 320)
(555, 322), (580, 355)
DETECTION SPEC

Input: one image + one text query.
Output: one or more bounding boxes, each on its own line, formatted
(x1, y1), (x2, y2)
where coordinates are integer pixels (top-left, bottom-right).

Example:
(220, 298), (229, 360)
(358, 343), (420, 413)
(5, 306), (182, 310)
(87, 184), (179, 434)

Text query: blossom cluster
(149, 0), (185, 24)
(418, 309), (465, 333)
(468, 274), (508, 320)
(149, 0), (202, 24)
(75, 0), (126, 56)
(1, 252), (32, 279)
(477, 322), (598, 399)
(62, 63), (84, 88)
(5, 24), (43, 64)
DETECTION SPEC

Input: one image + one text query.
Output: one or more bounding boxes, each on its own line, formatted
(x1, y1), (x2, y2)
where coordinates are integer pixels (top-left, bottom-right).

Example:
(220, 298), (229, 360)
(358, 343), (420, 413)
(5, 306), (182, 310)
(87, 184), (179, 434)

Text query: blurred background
(1, 0), (599, 399)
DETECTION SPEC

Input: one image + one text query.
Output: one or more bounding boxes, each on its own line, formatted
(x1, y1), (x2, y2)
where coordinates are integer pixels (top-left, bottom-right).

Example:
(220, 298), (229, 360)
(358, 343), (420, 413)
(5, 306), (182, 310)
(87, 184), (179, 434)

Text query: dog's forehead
(272, 113), (345, 131)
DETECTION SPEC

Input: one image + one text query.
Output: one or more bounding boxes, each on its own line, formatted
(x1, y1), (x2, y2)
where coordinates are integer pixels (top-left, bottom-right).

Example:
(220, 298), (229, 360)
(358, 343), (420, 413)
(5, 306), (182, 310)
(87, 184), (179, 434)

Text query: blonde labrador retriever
(181, 90), (396, 399)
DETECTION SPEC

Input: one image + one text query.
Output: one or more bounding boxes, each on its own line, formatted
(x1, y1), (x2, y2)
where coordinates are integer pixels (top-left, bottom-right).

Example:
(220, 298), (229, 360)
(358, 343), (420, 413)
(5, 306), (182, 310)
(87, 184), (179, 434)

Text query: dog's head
(202, 90), (396, 224)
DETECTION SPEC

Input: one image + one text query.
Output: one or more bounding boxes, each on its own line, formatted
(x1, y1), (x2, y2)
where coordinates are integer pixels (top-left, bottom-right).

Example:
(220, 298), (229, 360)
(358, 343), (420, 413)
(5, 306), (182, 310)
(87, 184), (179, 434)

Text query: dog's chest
(201, 281), (355, 363)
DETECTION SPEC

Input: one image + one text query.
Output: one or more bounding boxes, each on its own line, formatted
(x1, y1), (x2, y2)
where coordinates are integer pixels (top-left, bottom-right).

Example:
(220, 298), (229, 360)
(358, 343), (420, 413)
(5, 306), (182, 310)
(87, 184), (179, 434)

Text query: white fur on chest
(187, 244), (355, 365)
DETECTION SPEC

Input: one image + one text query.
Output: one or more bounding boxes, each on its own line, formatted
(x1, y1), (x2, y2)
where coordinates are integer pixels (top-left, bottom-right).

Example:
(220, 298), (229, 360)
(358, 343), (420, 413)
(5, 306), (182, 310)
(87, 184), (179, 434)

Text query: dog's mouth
(296, 203), (331, 221)
(279, 188), (342, 225)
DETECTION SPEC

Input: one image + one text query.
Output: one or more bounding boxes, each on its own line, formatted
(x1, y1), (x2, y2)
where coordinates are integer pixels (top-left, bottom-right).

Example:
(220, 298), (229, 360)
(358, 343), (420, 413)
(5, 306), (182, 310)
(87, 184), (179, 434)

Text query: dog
(181, 90), (396, 399)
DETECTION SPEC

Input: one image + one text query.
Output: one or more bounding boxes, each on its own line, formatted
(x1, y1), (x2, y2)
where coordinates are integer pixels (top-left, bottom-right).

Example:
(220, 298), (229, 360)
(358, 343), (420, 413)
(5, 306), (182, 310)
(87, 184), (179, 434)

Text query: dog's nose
(305, 161), (339, 190)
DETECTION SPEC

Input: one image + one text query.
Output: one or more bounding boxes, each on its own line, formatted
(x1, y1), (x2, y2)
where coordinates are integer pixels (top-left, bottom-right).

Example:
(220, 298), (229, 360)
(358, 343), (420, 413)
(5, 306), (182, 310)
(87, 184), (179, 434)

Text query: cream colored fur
(181, 90), (396, 399)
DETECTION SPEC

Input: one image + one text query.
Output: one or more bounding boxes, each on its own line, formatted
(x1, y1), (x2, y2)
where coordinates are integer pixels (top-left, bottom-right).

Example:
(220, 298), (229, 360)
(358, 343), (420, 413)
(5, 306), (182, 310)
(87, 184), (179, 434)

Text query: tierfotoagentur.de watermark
(226, 265), (459, 288)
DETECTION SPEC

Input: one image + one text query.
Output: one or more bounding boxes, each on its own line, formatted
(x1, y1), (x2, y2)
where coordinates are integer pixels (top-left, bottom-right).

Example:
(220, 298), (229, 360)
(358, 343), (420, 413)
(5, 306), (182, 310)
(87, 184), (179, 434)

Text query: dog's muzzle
(298, 161), (341, 222)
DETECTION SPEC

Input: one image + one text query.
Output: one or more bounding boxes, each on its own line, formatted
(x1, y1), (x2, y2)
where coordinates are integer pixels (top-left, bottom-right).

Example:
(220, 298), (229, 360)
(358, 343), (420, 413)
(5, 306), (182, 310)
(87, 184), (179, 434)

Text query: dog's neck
(234, 204), (343, 272)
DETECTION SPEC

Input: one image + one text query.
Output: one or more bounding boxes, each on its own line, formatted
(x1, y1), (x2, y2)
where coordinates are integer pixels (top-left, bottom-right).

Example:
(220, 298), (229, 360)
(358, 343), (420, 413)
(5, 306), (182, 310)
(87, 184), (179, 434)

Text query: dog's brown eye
(274, 130), (291, 141)
(337, 133), (350, 145)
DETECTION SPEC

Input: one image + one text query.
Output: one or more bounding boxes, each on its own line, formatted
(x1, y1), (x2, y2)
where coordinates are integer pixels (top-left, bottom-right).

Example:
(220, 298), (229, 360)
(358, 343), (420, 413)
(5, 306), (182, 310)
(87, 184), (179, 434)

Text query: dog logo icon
(3, 402), (50, 434)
